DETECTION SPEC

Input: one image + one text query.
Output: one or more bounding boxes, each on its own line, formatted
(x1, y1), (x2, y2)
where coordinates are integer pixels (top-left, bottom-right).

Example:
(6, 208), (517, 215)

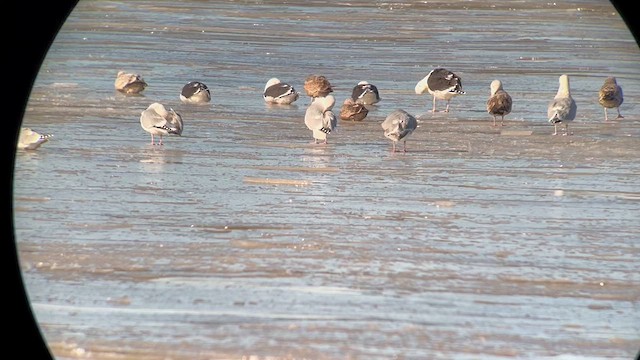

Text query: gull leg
(158, 135), (164, 145)
(432, 96), (437, 113)
(604, 108), (609, 121)
(392, 141), (397, 152)
(501, 115), (505, 126)
(552, 123), (558, 136)
(616, 107), (624, 119)
(444, 100), (450, 113)
(150, 134), (155, 145)
(403, 140), (407, 152)
(492, 116), (497, 127)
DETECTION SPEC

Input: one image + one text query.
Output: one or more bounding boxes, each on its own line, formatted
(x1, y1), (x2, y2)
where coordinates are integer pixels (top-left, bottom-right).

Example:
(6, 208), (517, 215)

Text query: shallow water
(14, 1), (640, 359)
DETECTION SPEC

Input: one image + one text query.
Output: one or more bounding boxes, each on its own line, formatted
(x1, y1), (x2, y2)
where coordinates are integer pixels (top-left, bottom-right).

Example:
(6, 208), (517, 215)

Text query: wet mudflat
(13, 1), (640, 359)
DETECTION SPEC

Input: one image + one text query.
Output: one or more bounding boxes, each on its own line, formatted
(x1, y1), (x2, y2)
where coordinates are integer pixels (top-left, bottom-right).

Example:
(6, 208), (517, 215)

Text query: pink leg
(431, 96), (437, 113)
(150, 134), (155, 145)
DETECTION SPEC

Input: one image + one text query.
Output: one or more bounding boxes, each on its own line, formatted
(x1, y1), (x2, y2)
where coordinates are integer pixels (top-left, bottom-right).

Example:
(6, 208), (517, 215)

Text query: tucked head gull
(180, 81), (211, 105)
(263, 78), (299, 105)
(115, 71), (148, 95)
(486, 79), (513, 127)
(547, 74), (577, 136)
(304, 75), (333, 101)
(415, 68), (465, 113)
(340, 98), (369, 122)
(351, 81), (381, 105)
(140, 102), (183, 146)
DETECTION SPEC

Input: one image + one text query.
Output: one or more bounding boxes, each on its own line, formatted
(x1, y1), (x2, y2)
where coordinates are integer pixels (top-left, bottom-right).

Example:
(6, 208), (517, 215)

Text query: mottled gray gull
(381, 109), (417, 152)
(140, 102), (183, 145)
(304, 95), (338, 144)
(415, 68), (465, 112)
(598, 76), (623, 121)
(547, 74), (577, 136)
(263, 78), (299, 105)
(486, 79), (513, 127)
(180, 81), (211, 104)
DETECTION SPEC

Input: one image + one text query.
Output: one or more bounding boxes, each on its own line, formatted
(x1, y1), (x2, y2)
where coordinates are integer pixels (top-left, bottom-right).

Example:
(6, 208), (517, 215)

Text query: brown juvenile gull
(263, 78), (299, 105)
(140, 102), (183, 145)
(114, 71), (148, 94)
(17, 127), (53, 150)
(381, 109), (417, 153)
(486, 79), (513, 127)
(304, 95), (338, 144)
(304, 75), (333, 101)
(598, 76), (623, 121)
(351, 81), (381, 105)
(180, 81), (211, 105)
(548, 74), (577, 136)
(415, 68), (465, 112)
(340, 98), (369, 122)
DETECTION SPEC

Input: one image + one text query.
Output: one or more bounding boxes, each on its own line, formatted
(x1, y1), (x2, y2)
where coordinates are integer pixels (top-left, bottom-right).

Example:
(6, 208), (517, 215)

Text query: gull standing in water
(381, 109), (417, 152)
(415, 68), (465, 112)
(598, 76), (623, 121)
(548, 74), (577, 136)
(140, 103), (183, 145)
(486, 79), (513, 127)
(115, 71), (148, 95)
(304, 95), (338, 144)
(263, 78), (299, 105)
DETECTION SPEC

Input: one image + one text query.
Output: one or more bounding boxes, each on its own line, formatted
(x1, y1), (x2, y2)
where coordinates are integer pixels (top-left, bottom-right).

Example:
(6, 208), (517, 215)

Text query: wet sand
(13, 1), (640, 359)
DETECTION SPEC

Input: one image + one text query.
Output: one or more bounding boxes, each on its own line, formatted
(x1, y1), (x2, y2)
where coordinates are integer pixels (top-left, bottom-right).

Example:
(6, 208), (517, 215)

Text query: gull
(598, 76), (623, 121)
(415, 68), (465, 112)
(548, 74), (577, 136)
(140, 102), (183, 145)
(115, 71), (148, 94)
(17, 127), (53, 150)
(340, 98), (369, 122)
(351, 81), (381, 105)
(381, 109), (417, 152)
(304, 95), (338, 144)
(486, 79), (513, 126)
(263, 78), (299, 105)
(180, 81), (211, 104)
(303, 75), (333, 101)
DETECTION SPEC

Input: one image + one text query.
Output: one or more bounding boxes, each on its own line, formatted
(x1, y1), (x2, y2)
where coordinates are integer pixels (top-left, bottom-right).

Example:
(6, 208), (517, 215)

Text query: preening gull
(547, 74), (577, 136)
(486, 80), (512, 127)
(304, 75), (333, 100)
(381, 109), (417, 153)
(598, 76), (623, 121)
(415, 68), (465, 112)
(140, 102), (183, 145)
(351, 81), (381, 105)
(304, 95), (338, 144)
(180, 81), (211, 104)
(115, 71), (148, 95)
(17, 127), (53, 150)
(340, 98), (369, 122)
(263, 78), (299, 105)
